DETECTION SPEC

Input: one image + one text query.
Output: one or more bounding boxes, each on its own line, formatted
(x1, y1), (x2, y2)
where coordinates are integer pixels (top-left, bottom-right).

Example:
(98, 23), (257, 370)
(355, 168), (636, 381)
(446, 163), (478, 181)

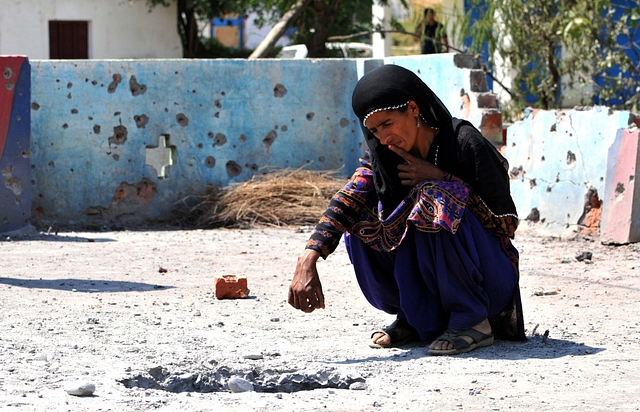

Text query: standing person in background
(416, 8), (449, 54)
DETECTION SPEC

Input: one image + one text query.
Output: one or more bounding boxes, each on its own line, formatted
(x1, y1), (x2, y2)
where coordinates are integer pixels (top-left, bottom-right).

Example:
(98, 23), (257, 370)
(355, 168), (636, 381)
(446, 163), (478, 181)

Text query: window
(49, 21), (89, 59)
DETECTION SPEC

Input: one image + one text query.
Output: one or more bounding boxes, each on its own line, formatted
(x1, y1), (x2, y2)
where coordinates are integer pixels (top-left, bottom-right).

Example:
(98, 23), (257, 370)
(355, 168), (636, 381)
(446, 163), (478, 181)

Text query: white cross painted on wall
(146, 134), (176, 179)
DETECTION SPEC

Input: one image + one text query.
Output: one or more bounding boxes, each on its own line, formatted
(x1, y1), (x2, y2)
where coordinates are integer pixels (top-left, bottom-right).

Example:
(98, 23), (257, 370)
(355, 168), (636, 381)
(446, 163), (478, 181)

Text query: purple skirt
(344, 210), (519, 341)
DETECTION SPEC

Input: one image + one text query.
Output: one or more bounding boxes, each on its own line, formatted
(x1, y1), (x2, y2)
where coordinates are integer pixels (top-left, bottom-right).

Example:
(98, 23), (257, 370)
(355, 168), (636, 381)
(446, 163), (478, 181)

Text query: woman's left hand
(388, 144), (445, 186)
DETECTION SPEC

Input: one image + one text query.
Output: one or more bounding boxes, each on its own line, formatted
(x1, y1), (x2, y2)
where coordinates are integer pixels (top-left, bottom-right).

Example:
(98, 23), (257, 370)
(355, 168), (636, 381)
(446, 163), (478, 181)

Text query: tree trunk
(176, 0), (202, 58)
(306, 0), (341, 58)
(248, 0), (313, 59)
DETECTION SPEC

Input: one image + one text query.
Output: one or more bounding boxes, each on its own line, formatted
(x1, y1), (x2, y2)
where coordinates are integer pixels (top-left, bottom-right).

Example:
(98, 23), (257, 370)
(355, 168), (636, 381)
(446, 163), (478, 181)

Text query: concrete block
(453, 54), (480, 69)
(469, 70), (488, 92)
(480, 110), (502, 145)
(601, 128), (640, 244)
(476, 93), (498, 108)
(215, 275), (249, 299)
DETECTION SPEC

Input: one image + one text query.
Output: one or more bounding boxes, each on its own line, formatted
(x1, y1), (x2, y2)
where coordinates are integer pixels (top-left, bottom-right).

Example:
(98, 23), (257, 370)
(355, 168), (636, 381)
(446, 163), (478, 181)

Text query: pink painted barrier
(601, 127), (640, 244)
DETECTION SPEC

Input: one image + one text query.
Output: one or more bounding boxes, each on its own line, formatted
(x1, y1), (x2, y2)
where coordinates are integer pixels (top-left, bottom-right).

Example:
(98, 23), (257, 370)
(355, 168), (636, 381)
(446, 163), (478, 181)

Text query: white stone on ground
(64, 381), (96, 396)
(228, 377), (254, 393)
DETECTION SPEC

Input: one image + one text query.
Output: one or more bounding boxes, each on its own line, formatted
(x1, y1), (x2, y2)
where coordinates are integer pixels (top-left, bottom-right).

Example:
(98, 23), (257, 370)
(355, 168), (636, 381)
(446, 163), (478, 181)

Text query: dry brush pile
(173, 168), (346, 228)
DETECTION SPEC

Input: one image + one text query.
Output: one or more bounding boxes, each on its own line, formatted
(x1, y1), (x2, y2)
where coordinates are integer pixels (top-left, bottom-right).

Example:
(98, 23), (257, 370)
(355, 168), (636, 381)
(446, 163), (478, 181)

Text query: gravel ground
(0, 225), (639, 412)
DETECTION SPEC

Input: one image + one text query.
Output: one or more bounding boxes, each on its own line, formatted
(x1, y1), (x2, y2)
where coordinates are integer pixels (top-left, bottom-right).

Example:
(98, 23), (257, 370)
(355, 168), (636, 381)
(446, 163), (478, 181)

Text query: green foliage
(455, 0), (640, 114)
(142, 0), (406, 59)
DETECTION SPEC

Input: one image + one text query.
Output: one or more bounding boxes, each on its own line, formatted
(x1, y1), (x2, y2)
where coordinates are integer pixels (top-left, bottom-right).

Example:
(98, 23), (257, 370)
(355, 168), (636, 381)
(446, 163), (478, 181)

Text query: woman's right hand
(288, 249), (325, 313)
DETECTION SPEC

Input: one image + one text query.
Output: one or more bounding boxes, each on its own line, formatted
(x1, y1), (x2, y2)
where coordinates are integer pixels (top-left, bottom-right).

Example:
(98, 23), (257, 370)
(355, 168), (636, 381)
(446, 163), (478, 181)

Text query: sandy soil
(1, 225), (639, 412)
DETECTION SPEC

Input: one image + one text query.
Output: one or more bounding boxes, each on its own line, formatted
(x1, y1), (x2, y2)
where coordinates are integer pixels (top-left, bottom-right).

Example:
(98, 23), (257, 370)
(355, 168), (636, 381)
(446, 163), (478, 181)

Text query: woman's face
(365, 102), (420, 154)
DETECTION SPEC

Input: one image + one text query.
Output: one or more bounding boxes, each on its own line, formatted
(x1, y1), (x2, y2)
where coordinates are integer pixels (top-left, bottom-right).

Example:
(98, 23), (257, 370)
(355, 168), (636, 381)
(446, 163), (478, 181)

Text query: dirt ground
(1, 224), (639, 412)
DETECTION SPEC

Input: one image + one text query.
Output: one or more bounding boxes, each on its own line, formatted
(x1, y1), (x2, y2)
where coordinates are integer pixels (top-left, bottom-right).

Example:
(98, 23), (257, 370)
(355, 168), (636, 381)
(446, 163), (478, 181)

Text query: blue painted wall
(28, 55), (488, 226)
(506, 107), (633, 234)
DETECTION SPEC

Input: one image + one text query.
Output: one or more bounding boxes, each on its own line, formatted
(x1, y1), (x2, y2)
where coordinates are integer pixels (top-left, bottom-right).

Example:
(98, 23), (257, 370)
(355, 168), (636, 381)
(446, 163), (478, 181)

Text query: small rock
(349, 381), (367, 391)
(228, 377), (254, 393)
(193, 311), (201, 317)
(33, 353), (48, 362)
(64, 381), (96, 396)
(560, 257), (571, 264)
(243, 353), (263, 360)
(575, 251), (593, 262)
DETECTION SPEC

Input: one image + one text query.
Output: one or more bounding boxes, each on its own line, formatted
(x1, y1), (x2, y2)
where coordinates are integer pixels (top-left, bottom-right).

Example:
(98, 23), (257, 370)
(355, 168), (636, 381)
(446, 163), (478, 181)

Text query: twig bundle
(174, 168), (346, 228)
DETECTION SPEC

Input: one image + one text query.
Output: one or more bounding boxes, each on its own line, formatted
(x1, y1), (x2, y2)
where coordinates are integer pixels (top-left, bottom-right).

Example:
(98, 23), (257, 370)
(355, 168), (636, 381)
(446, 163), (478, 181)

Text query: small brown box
(214, 275), (249, 299)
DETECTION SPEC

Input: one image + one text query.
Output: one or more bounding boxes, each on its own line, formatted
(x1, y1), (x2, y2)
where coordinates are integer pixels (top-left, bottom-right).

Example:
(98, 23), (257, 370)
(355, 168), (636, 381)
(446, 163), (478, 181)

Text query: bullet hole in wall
(114, 111), (121, 116)
(214, 133), (227, 146)
(239, 134), (247, 143)
(48, 161), (55, 167)
(526, 207), (540, 223)
(566, 150), (576, 165)
(108, 74), (122, 93)
(319, 156), (325, 163)
(62, 124), (68, 129)
(529, 179), (537, 189)
(91, 80), (98, 85)
(67, 93), (71, 99)
(339, 118), (350, 128)
(306, 113), (315, 121)
(214, 100), (222, 108)
(281, 125), (288, 132)
(31, 102), (40, 110)
(273, 83), (288, 98)
(226, 160), (242, 177)
(88, 116), (93, 121)
(134, 114), (149, 129)
(130, 75), (147, 96)
(108, 125), (128, 146)
(67, 82), (73, 89)
(71, 109), (78, 114)
(93, 125), (101, 134)
(546, 186), (552, 193)
(615, 182), (625, 196)
(214, 112), (220, 118)
(176, 113), (189, 127)
(197, 143), (203, 149)
(208, 131), (214, 138)
(205, 156), (216, 168)
(263, 130), (277, 146)
(245, 163), (259, 171)
(113, 154), (120, 161)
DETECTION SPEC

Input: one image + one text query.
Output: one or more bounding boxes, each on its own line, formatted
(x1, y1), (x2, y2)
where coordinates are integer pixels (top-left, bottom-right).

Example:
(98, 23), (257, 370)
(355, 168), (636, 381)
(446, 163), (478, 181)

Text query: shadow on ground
(328, 336), (604, 364)
(2, 234), (116, 243)
(0, 277), (174, 292)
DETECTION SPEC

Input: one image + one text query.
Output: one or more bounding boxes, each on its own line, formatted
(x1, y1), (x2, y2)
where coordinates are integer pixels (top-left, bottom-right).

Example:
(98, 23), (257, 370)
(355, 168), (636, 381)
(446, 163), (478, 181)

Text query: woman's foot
(369, 318), (418, 348)
(428, 319), (493, 355)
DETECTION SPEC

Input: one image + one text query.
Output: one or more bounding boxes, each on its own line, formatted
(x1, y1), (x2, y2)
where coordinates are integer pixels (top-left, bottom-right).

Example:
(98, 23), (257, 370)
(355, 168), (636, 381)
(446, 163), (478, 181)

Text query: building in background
(0, 0), (181, 59)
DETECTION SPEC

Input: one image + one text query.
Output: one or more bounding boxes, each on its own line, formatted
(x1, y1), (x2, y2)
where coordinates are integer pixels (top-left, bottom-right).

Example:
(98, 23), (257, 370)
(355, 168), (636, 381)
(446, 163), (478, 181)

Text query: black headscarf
(351, 64), (454, 213)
